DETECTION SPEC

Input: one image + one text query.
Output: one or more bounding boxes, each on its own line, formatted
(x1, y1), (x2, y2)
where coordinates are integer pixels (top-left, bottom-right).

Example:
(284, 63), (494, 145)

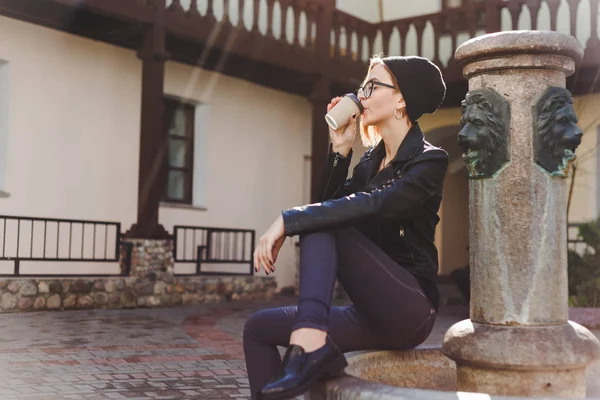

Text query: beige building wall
(0, 16), (141, 275)
(0, 16), (313, 289)
(160, 61), (312, 288)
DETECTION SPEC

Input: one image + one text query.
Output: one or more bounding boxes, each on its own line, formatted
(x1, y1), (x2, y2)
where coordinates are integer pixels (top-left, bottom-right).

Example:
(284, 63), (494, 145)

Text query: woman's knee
(243, 309), (269, 342)
(243, 306), (296, 343)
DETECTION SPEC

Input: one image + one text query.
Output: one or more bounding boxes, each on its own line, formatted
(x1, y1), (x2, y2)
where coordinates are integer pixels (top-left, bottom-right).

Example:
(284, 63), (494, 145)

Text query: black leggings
(243, 228), (436, 399)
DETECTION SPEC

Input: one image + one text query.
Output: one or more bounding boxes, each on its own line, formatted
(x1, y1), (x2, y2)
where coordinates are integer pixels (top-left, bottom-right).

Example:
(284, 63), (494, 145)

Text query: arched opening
(426, 125), (469, 278)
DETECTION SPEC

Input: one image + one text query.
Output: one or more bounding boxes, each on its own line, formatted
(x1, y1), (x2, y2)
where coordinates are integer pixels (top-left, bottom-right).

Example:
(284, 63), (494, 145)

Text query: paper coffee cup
(325, 93), (364, 130)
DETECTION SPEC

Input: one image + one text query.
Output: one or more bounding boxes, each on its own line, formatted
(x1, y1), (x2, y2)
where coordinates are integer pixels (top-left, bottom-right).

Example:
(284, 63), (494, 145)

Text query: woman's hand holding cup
(327, 96), (359, 157)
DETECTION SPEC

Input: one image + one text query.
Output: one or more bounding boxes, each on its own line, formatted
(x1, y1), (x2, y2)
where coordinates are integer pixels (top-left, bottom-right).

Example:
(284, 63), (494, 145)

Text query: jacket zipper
(400, 226), (414, 259)
(322, 153), (339, 200)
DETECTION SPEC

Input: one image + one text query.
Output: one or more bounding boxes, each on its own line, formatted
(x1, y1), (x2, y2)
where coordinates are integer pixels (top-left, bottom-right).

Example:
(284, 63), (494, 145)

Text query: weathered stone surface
(133, 280), (154, 296)
(175, 284), (185, 294)
(443, 320), (600, 368)
(120, 289), (136, 308)
(146, 296), (160, 306)
(37, 282), (50, 293)
(440, 30), (598, 397)
(457, 365), (585, 398)
(455, 31), (584, 74)
(93, 281), (105, 291)
(105, 281), (116, 293)
(167, 293), (182, 306)
(0, 281), (7, 288)
(46, 294), (61, 309)
(108, 294), (120, 307)
(61, 281), (71, 294)
(17, 297), (33, 310)
(154, 282), (167, 295)
(48, 281), (61, 294)
(19, 282), (37, 297)
(71, 280), (92, 294)
(33, 297), (46, 310)
(63, 295), (76, 309)
(1, 293), (17, 310)
(76, 295), (94, 308)
(7, 282), (19, 293)
(93, 292), (108, 306)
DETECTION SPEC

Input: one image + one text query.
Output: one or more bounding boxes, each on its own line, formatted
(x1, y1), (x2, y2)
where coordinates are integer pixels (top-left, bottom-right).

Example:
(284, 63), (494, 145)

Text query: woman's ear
(396, 100), (407, 112)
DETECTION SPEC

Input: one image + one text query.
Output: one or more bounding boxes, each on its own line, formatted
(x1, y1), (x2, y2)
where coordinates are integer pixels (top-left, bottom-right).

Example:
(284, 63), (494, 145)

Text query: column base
(442, 319), (600, 397)
(124, 223), (171, 240)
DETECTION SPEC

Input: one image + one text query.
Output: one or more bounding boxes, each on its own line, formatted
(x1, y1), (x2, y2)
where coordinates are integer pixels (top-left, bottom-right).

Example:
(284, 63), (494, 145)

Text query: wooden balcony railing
(27, 0), (600, 95)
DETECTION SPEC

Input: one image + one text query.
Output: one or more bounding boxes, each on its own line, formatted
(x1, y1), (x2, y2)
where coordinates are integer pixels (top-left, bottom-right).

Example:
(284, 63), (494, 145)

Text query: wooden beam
(125, 0), (170, 239)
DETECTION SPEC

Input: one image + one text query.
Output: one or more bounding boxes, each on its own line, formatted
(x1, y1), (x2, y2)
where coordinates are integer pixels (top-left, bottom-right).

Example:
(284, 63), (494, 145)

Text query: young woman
(244, 55), (449, 400)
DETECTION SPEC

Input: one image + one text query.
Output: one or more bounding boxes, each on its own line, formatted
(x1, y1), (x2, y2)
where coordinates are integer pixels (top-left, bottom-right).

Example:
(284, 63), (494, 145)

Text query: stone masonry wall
(0, 238), (276, 312)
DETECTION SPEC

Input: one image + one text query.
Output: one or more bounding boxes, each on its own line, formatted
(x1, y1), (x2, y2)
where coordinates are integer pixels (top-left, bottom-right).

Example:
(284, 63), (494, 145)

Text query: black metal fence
(0, 215), (126, 277)
(173, 225), (255, 276)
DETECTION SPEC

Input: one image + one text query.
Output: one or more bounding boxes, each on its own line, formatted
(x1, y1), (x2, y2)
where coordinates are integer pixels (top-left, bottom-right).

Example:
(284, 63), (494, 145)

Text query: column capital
(455, 31), (583, 79)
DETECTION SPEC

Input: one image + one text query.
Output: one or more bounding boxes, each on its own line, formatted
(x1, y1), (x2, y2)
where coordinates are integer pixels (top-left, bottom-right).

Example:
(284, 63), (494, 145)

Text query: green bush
(568, 217), (600, 307)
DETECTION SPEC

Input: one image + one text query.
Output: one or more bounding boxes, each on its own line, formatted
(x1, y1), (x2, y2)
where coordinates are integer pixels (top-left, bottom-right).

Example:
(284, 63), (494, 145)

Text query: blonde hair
(359, 55), (401, 148)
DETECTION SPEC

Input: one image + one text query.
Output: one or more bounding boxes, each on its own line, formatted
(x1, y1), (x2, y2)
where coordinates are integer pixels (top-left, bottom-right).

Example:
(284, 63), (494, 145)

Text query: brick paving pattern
(0, 296), (469, 400)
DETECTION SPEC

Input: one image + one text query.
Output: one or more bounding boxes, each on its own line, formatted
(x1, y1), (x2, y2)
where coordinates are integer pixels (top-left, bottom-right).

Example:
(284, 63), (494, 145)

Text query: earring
(394, 109), (403, 120)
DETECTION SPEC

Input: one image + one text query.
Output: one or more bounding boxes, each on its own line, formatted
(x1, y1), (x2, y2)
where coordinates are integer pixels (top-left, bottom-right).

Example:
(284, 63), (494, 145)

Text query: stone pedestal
(442, 31), (600, 398)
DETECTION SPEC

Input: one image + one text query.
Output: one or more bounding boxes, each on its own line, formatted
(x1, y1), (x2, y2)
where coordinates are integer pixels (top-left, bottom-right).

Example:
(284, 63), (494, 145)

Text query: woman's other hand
(327, 97), (358, 157)
(253, 215), (286, 275)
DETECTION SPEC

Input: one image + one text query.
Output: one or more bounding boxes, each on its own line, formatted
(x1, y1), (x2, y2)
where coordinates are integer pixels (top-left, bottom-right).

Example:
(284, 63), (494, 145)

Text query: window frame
(163, 98), (195, 204)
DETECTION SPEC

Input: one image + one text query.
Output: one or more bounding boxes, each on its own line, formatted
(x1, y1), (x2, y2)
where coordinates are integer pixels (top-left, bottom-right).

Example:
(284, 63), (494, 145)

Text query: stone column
(442, 31), (600, 398)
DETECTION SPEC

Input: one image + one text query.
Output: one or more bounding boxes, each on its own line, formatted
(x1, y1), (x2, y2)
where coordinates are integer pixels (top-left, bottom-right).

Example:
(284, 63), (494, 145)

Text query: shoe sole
(258, 354), (348, 400)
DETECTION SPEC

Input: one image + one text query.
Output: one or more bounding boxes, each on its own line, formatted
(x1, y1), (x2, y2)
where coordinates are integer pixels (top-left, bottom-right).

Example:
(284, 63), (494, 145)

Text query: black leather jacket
(282, 123), (448, 307)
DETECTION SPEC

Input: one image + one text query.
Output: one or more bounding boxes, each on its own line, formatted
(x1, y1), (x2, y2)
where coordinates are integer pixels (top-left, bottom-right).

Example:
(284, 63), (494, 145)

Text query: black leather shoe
(259, 335), (347, 400)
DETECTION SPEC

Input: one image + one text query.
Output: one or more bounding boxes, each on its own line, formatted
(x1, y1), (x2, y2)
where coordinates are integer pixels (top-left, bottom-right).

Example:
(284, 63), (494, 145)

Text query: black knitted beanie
(382, 56), (446, 122)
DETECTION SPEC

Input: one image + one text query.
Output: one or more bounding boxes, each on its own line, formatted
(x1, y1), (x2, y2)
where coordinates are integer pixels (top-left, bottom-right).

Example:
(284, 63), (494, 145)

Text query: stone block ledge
(310, 346), (600, 400)
(0, 276), (276, 312)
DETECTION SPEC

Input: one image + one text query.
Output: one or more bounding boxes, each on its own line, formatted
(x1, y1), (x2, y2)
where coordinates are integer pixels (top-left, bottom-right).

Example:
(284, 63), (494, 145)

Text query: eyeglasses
(357, 80), (395, 99)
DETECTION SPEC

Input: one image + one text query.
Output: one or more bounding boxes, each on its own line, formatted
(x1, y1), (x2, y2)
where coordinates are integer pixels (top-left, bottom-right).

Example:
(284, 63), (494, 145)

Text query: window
(163, 98), (195, 204)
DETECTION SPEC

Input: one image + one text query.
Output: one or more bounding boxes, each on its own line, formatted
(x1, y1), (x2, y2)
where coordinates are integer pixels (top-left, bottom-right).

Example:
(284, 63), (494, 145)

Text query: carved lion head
(534, 87), (582, 176)
(457, 88), (510, 178)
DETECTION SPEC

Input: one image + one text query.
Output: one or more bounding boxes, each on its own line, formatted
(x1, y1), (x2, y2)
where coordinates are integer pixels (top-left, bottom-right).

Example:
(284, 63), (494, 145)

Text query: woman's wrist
(331, 144), (352, 157)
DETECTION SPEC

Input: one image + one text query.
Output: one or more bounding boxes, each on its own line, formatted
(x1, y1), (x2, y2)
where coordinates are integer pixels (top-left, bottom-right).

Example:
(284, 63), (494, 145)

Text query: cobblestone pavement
(0, 296), (469, 400)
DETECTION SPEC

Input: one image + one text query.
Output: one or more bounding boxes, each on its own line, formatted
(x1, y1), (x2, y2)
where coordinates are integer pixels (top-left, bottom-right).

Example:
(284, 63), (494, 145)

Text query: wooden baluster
(187, 0), (201, 18)
(398, 22), (408, 55)
(566, 0), (581, 37)
(207, 0), (215, 20)
(485, 0), (501, 33)
(356, 24), (365, 62)
(166, 0), (185, 14)
(431, 14), (442, 66)
(525, 0), (541, 30)
(238, 0), (246, 28)
(367, 26), (377, 59)
(345, 19), (355, 60)
(507, 1), (522, 30)
(414, 19), (426, 57)
(381, 23), (393, 56)
(292, 3), (301, 46)
(306, 2), (317, 50)
(545, 0), (560, 31)
(333, 14), (341, 58)
(223, 0), (231, 24)
(280, 0), (289, 42)
(464, 0), (476, 38)
(266, 0), (275, 38)
(588, 0), (600, 51)
(252, 0), (260, 32)
(448, 11), (458, 59)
